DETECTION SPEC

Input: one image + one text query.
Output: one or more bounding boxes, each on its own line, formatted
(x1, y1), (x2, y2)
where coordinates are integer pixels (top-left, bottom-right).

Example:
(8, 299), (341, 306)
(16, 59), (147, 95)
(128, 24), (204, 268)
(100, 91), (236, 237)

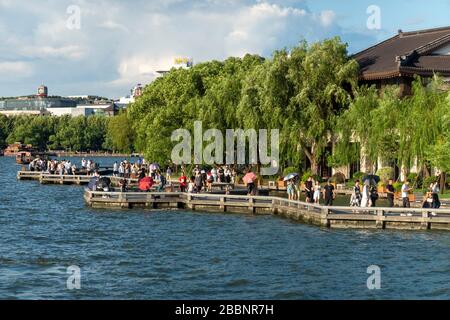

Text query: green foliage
(423, 176), (438, 188)
(105, 111), (135, 153)
(301, 170), (312, 183)
(376, 167), (395, 185)
(128, 37), (358, 174)
(393, 182), (402, 191)
(3, 114), (111, 152)
(352, 171), (366, 181)
(336, 75), (450, 175)
(0, 114), (11, 149)
(282, 166), (299, 176)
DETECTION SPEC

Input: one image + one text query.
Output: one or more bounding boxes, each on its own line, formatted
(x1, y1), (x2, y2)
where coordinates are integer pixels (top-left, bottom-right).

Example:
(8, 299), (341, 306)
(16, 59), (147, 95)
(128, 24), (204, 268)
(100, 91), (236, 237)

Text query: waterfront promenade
(83, 190), (450, 231)
(16, 170), (450, 231)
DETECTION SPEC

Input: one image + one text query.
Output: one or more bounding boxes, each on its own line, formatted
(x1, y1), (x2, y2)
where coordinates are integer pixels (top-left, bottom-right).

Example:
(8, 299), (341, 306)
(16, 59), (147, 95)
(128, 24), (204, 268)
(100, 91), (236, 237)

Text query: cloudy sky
(1, 0), (449, 98)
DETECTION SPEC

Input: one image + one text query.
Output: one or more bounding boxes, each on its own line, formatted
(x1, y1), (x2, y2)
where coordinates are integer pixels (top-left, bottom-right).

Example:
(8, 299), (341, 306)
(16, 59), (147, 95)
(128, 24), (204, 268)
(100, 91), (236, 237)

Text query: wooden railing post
(376, 209), (385, 229)
(271, 199), (277, 215)
(320, 207), (330, 228)
(220, 197), (226, 212)
(421, 210), (430, 230)
(249, 197), (255, 214)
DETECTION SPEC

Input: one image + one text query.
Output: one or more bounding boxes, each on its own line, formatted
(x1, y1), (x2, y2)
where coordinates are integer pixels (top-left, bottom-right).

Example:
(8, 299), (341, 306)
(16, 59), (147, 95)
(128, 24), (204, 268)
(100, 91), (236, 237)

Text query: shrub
(301, 170), (312, 183)
(423, 176), (438, 189)
(393, 182), (402, 191)
(352, 171), (366, 182)
(301, 170), (321, 183)
(376, 167), (395, 185)
(407, 172), (422, 188)
(283, 166), (299, 177)
(407, 172), (418, 181)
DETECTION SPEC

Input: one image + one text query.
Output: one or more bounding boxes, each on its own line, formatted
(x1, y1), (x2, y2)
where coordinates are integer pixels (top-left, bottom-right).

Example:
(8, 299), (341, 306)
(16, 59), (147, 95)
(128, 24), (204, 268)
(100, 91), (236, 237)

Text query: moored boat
(16, 151), (33, 165)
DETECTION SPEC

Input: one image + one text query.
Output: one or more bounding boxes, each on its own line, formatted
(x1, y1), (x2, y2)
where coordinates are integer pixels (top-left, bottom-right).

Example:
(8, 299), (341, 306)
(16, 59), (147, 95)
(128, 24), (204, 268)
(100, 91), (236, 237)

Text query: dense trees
(334, 75), (450, 190)
(1, 115), (112, 152)
(104, 111), (135, 153)
(1, 36), (449, 188)
(128, 37), (359, 173)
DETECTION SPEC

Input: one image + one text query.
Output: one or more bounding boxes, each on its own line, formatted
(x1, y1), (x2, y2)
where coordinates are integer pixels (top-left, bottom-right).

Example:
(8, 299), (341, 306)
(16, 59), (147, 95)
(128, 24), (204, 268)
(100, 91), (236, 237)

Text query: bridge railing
(84, 189), (450, 218)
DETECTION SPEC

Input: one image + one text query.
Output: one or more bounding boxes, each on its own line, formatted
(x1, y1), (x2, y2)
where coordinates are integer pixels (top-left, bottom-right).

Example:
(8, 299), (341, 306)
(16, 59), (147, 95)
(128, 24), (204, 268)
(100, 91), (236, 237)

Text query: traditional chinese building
(354, 26), (450, 96)
(331, 26), (450, 180)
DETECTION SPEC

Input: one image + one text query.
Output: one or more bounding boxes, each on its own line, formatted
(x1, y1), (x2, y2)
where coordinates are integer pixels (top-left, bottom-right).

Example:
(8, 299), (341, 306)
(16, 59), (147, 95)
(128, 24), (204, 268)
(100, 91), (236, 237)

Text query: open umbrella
(243, 172), (257, 184)
(139, 176), (154, 191)
(283, 173), (299, 182)
(363, 175), (380, 185)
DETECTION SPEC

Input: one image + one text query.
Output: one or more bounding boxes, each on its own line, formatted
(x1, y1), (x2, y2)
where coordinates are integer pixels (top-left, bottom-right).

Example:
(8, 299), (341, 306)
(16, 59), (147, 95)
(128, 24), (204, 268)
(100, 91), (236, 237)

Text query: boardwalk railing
(84, 190), (450, 231)
(17, 171), (235, 191)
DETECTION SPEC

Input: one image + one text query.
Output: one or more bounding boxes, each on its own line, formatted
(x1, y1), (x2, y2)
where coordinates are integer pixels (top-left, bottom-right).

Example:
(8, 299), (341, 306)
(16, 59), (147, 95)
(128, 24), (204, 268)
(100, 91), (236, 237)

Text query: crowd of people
(26, 157), (444, 210)
(286, 176), (337, 206)
(177, 165), (237, 194)
(28, 157), (98, 175)
(349, 178), (441, 210)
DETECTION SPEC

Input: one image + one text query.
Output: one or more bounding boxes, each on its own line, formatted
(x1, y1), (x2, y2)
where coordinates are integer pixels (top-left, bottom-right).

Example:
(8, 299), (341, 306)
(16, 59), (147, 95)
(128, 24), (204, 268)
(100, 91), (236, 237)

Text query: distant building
(132, 84), (143, 98)
(37, 85), (48, 98)
(0, 96), (77, 116)
(47, 104), (117, 117)
(0, 85), (116, 117)
(115, 84), (145, 108)
(157, 57), (194, 76)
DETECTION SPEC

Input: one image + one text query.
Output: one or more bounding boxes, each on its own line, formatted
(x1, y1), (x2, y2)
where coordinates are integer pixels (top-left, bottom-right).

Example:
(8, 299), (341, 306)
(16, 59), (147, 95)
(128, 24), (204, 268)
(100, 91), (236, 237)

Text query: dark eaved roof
(354, 26), (450, 80)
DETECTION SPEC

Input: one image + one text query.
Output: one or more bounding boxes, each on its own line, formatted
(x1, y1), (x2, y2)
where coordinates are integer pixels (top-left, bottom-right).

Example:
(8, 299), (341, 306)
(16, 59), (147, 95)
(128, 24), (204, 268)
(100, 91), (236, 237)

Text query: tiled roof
(354, 26), (450, 80)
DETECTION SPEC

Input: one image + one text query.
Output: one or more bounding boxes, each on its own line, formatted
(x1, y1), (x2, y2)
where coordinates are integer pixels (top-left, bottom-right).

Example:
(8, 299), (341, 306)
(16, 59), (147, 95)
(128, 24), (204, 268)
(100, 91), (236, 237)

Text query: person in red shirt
(179, 172), (187, 192)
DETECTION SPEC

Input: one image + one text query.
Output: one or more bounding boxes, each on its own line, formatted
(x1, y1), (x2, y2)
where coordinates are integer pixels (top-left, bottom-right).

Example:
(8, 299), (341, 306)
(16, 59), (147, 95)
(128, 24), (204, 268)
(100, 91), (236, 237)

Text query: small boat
(4, 143), (36, 157)
(15, 151), (53, 165)
(16, 152), (33, 165)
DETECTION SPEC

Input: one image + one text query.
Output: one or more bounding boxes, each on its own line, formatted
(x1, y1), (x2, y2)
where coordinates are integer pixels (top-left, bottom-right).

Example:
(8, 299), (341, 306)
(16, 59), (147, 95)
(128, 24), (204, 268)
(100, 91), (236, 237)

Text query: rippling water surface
(0, 156), (449, 299)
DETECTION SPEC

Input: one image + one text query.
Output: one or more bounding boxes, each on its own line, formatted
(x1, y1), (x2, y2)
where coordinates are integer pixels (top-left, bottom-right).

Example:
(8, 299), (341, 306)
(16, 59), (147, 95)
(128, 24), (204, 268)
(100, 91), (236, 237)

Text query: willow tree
(237, 50), (295, 170)
(332, 85), (380, 167)
(287, 37), (359, 175)
(335, 75), (449, 183)
(426, 89), (450, 192)
(127, 57), (265, 165)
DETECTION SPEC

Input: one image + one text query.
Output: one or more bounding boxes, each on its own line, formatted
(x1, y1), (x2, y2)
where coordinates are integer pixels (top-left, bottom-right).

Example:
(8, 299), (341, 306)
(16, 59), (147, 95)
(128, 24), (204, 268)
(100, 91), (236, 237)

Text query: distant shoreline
(51, 152), (141, 158)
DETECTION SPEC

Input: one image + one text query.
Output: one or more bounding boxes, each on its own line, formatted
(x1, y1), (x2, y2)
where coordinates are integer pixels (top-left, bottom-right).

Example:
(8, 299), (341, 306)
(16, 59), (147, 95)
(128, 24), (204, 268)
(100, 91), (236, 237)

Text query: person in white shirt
(360, 180), (370, 207)
(113, 162), (119, 176)
(188, 178), (195, 193)
(211, 167), (217, 182)
(118, 162), (125, 177)
(431, 181), (441, 209)
(401, 180), (411, 208)
(313, 181), (321, 204)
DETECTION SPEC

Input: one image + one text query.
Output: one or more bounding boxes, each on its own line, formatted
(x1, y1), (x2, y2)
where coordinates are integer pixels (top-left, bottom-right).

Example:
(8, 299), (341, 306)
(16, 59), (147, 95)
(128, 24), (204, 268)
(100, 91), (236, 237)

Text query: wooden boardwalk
(16, 171), (234, 191)
(84, 190), (450, 231)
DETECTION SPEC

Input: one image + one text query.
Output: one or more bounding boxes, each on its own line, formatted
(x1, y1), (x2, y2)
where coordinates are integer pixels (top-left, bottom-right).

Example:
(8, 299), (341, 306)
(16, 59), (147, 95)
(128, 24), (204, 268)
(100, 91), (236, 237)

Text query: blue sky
(0, 0), (449, 98)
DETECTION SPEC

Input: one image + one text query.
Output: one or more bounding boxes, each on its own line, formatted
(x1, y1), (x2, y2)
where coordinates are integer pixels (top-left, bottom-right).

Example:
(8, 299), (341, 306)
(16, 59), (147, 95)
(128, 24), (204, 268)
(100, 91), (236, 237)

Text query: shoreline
(51, 152), (140, 158)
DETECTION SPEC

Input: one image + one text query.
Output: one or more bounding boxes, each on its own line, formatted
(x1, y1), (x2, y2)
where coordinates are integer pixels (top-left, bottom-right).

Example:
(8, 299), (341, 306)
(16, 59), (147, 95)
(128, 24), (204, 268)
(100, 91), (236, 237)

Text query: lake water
(0, 156), (449, 299)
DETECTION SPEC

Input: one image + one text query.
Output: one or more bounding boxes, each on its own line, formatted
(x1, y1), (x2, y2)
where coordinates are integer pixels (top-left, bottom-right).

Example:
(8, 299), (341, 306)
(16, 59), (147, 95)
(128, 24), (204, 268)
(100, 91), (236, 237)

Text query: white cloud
(0, 62), (34, 77)
(19, 45), (85, 60)
(319, 10), (336, 27)
(0, 1), (369, 98)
